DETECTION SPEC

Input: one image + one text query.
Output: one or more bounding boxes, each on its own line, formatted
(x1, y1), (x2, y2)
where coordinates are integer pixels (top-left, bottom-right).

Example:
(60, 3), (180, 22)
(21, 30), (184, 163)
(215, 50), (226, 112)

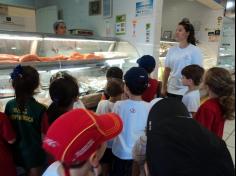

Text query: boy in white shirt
(181, 65), (204, 117)
(96, 78), (124, 176)
(111, 67), (150, 176)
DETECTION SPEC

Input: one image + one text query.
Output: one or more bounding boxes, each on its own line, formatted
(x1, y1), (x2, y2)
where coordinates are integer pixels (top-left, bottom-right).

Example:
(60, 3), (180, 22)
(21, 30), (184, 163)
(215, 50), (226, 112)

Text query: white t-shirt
(165, 44), (203, 95)
(96, 100), (115, 115)
(96, 100), (115, 148)
(112, 100), (150, 160)
(43, 162), (95, 176)
(182, 90), (200, 117)
(43, 161), (61, 176)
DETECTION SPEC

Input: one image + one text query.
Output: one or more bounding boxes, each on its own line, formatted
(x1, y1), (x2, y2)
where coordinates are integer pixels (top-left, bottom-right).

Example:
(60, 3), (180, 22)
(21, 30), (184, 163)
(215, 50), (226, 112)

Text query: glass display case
(0, 30), (139, 110)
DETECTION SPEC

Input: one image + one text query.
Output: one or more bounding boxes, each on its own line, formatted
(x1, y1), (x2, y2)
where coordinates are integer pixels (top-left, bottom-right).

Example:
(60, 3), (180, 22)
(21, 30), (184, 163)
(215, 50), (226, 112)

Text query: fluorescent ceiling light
(226, 1), (234, 9)
(0, 34), (42, 41)
(44, 37), (114, 43)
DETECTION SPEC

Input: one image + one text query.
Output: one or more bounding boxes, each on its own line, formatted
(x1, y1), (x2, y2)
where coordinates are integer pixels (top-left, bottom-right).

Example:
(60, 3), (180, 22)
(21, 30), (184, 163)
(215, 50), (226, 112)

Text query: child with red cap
(43, 109), (123, 176)
(137, 55), (159, 102)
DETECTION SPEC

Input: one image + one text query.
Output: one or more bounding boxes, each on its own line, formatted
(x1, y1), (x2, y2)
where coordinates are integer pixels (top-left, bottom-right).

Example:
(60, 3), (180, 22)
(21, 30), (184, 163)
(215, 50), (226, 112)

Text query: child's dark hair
(137, 55), (156, 74)
(124, 67), (148, 96)
(179, 18), (196, 46)
(204, 67), (235, 120)
(11, 65), (39, 111)
(47, 72), (79, 125)
(105, 79), (124, 97)
(181, 65), (204, 86)
(106, 67), (123, 79)
(125, 82), (147, 96)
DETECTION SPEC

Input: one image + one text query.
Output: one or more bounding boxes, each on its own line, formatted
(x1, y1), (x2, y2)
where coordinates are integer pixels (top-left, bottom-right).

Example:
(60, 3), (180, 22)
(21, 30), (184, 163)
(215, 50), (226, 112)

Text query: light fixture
(226, 1), (234, 9)
(44, 37), (114, 43)
(0, 34), (42, 41)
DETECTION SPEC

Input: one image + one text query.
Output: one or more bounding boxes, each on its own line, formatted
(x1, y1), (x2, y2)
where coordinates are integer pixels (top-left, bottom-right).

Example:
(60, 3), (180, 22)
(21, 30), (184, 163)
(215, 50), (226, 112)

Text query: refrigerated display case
(0, 30), (139, 110)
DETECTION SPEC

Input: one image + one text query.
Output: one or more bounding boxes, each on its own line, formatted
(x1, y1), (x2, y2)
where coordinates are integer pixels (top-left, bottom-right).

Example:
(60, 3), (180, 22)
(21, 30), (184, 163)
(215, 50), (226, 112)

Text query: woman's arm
(161, 67), (171, 97)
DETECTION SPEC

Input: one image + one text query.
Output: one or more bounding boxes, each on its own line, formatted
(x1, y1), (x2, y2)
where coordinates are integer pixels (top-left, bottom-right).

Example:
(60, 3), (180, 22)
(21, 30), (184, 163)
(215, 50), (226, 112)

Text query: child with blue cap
(111, 67), (150, 176)
(137, 55), (159, 102)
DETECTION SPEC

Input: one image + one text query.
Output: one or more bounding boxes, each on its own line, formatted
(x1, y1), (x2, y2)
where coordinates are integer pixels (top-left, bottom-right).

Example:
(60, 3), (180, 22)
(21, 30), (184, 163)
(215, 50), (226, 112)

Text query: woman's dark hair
(204, 67), (235, 120)
(11, 65), (39, 112)
(47, 72), (79, 125)
(178, 18), (196, 46)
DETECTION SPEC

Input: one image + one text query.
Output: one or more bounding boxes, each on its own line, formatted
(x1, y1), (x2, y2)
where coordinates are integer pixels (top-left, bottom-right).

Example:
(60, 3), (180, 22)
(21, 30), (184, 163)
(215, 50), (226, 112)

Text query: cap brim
(94, 112), (123, 142)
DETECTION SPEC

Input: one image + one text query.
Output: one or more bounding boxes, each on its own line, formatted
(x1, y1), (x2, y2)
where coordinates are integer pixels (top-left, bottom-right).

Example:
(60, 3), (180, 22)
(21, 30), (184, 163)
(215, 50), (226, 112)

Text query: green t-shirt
(5, 98), (47, 169)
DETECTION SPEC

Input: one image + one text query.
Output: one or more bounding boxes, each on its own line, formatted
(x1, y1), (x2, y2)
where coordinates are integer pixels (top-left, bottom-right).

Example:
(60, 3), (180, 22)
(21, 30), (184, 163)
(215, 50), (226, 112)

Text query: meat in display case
(0, 30), (139, 110)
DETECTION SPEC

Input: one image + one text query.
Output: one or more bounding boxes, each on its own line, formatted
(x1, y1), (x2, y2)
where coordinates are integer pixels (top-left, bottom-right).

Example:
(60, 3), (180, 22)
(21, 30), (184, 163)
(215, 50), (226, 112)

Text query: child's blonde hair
(204, 67), (235, 120)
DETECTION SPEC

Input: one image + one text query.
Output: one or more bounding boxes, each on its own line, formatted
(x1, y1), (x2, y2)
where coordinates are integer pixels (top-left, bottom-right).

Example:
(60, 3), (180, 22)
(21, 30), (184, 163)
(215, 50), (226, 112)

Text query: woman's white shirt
(165, 44), (203, 95)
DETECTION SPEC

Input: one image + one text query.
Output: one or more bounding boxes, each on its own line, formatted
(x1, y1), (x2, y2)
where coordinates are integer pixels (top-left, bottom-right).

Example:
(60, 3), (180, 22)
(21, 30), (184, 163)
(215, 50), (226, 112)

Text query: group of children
(0, 54), (235, 176)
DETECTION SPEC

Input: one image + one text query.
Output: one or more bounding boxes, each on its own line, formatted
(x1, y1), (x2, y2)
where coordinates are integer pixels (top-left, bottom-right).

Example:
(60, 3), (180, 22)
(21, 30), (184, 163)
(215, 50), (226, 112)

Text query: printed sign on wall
(116, 15), (126, 35)
(136, 0), (154, 17)
(146, 23), (151, 42)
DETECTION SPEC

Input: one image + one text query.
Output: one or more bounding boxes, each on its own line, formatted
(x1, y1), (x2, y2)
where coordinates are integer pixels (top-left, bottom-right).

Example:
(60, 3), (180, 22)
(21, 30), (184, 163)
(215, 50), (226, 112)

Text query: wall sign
(116, 15), (126, 35)
(146, 23), (151, 42)
(136, 0), (154, 17)
(103, 0), (112, 18)
(89, 0), (102, 16)
(132, 20), (138, 37)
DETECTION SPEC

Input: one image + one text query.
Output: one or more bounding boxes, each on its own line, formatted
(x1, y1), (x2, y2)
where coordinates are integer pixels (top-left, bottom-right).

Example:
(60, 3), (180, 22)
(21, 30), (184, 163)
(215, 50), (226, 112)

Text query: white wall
(0, 6), (36, 32)
(0, 0), (35, 8)
(162, 0), (208, 39)
(8, 6), (36, 32)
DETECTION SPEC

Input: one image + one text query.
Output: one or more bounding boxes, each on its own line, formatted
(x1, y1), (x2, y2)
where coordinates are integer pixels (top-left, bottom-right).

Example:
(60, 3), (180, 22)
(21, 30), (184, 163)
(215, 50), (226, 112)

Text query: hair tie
(10, 65), (23, 80)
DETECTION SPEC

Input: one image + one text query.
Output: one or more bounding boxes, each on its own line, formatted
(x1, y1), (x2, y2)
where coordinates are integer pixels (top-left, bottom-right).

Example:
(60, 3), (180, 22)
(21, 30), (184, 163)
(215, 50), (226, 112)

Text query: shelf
(0, 56), (128, 71)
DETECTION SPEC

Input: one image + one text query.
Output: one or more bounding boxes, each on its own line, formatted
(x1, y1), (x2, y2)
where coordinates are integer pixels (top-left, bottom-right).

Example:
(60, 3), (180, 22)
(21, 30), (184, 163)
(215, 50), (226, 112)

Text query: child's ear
(88, 151), (100, 168)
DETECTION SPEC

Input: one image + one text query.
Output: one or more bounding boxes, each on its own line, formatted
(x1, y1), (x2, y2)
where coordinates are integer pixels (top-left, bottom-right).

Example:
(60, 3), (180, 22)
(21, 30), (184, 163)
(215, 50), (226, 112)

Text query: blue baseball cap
(137, 55), (156, 73)
(124, 67), (148, 95)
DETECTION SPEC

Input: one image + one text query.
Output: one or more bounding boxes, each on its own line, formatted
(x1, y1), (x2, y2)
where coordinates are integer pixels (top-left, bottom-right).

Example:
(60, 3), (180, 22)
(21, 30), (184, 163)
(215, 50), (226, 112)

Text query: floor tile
(224, 123), (235, 134)
(227, 146), (235, 165)
(226, 134), (235, 148)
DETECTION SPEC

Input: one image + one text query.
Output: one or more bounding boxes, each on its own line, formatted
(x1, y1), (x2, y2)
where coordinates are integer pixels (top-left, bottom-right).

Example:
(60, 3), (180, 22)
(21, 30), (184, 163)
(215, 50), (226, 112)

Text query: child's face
(181, 76), (192, 86)
(96, 143), (107, 160)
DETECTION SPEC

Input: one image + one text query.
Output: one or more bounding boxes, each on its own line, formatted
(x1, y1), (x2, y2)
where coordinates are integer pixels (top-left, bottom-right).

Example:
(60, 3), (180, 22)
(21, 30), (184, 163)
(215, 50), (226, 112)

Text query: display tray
(0, 56), (128, 70)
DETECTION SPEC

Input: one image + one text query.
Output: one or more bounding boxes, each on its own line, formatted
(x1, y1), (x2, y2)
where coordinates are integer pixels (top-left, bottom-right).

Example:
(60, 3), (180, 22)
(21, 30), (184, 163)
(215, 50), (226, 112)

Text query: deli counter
(0, 30), (139, 111)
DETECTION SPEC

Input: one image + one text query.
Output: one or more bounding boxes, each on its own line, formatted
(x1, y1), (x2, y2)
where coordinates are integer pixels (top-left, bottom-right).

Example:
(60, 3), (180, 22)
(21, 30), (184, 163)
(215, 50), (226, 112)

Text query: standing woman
(161, 18), (203, 99)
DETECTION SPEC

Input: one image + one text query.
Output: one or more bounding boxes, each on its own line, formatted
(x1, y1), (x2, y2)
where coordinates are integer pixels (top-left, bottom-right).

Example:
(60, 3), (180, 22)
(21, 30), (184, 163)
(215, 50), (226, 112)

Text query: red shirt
(142, 78), (159, 102)
(194, 98), (225, 138)
(0, 113), (16, 176)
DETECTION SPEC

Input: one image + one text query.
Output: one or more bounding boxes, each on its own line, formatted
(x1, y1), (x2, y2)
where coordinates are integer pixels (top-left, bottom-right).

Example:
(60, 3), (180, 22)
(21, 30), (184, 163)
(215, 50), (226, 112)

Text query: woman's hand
(161, 67), (171, 98)
(161, 86), (168, 98)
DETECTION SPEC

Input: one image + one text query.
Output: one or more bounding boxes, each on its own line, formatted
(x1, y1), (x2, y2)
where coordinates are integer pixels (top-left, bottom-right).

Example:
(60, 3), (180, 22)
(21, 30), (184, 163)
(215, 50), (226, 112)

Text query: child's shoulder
(184, 90), (200, 98)
(0, 112), (7, 120)
(31, 98), (47, 111)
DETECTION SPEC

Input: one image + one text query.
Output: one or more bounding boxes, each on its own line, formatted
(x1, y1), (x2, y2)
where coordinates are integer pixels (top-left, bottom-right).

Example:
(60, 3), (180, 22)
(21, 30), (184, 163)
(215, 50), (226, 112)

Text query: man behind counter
(53, 20), (67, 35)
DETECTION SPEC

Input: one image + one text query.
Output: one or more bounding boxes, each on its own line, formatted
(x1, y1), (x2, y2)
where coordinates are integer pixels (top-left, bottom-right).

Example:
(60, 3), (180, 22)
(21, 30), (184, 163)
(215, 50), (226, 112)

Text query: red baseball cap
(43, 109), (123, 165)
